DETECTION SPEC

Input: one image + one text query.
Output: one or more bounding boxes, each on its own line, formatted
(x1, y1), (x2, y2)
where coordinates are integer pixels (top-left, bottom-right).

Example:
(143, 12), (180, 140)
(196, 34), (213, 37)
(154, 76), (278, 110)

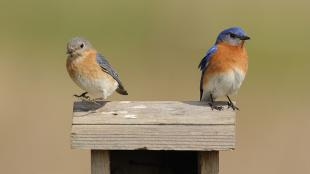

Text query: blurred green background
(0, 0), (309, 173)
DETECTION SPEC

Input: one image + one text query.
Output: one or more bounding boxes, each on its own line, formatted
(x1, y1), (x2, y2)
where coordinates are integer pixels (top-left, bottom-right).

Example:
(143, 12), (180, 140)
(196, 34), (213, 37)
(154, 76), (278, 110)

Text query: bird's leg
(208, 94), (223, 111)
(74, 92), (90, 100)
(226, 95), (239, 110)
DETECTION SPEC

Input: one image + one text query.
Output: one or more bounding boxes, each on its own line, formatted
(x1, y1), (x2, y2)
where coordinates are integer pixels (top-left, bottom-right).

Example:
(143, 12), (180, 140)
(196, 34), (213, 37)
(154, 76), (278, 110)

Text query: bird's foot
(208, 102), (223, 111)
(227, 101), (239, 111)
(73, 92), (101, 105)
(74, 92), (90, 100)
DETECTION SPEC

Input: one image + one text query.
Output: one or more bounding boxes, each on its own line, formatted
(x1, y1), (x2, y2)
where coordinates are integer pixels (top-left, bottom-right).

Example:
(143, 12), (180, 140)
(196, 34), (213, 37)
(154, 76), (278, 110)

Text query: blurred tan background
(0, 0), (309, 173)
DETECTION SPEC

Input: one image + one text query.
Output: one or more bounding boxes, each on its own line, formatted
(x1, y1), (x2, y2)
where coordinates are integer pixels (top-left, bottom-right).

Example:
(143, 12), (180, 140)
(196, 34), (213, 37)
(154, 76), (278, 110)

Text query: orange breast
(202, 42), (248, 85)
(66, 49), (107, 80)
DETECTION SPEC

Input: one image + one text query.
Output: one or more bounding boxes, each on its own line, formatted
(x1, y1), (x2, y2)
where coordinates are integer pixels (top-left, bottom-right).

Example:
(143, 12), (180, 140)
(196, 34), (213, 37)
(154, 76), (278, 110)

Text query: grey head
(215, 27), (250, 46)
(67, 37), (93, 56)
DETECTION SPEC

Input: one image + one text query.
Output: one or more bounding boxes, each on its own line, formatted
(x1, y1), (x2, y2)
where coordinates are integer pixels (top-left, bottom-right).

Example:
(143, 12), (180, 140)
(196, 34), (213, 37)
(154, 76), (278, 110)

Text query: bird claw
(227, 102), (239, 111)
(74, 92), (90, 100)
(74, 92), (103, 106)
(208, 102), (223, 111)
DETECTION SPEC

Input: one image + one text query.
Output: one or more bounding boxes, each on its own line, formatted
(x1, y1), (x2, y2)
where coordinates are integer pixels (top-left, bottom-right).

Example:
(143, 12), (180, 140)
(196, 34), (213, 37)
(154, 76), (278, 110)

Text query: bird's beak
(239, 35), (250, 40)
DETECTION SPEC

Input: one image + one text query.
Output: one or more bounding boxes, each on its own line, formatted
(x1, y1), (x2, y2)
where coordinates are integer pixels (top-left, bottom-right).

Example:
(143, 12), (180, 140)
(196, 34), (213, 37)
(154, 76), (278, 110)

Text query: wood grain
(73, 101), (235, 125)
(71, 101), (236, 151)
(72, 124), (235, 151)
(91, 150), (110, 174)
(198, 151), (219, 174)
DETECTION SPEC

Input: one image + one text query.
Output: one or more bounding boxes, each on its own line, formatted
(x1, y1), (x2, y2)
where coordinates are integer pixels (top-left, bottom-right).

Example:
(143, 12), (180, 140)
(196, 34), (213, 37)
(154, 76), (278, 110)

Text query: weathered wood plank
(72, 125), (235, 151)
(73, 101), (235, 125)
(71, 101), (236, 151)
(198, 151), (219, 174)
(91, 150), (110, 174)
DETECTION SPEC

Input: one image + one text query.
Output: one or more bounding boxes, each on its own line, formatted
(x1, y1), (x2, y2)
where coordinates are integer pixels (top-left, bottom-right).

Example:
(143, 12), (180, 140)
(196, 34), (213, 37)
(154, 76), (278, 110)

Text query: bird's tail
(116, 86), (128, 95)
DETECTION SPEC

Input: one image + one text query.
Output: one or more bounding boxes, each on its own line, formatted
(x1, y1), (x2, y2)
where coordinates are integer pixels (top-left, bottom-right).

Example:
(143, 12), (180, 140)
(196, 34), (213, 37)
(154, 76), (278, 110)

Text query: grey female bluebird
(66, 37), (128, 100)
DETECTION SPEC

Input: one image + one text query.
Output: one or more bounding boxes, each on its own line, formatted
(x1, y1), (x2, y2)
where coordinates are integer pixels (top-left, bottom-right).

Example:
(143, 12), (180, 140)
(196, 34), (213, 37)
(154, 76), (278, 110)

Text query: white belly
(73, 75), (118, 99)
(202, 68), (245, 100)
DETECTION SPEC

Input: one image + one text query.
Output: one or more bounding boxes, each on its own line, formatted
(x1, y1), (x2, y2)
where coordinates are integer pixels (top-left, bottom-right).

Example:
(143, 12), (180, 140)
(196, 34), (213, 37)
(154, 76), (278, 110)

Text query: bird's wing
(198, 45), (217, 71)
(96, 53), (128, 95)
(198, 45), (217, 100)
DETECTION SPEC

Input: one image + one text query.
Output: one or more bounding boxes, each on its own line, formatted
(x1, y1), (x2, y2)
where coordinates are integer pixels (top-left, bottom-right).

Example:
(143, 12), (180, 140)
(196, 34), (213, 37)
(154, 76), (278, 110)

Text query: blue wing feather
(198, 45), (217, 71)
(198, 45), (217, 100)
(96, 53), (128, 95)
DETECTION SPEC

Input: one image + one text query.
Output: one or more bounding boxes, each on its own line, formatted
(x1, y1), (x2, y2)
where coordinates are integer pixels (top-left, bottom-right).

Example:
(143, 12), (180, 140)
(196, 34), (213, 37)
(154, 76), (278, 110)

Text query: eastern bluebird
(66, 37), (128, 100)
(198, 27), (250, 110)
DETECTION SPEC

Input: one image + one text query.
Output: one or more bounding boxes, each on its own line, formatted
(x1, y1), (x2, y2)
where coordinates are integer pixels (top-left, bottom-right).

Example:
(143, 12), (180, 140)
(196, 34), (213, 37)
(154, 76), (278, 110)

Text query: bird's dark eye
(230, 33), (237, 38)
(80, 43), (84, 48)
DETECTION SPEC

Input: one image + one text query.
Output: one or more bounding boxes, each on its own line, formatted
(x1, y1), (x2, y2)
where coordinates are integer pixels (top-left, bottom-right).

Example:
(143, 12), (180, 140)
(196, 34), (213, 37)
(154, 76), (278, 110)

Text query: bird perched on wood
(198, 27), (250, 110)
(66, 37), (128, 101)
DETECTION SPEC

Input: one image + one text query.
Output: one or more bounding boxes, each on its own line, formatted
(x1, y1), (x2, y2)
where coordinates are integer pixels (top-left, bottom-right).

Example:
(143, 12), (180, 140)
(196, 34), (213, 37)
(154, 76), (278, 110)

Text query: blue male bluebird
(66, 37), (128, 100)
(198, 27), (250, 110)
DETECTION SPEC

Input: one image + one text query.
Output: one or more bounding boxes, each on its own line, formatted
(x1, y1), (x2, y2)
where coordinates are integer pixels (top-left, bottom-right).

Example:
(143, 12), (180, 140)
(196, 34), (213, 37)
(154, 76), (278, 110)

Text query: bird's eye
(80, 43), (84, 48)
(230, 33), (236, 38)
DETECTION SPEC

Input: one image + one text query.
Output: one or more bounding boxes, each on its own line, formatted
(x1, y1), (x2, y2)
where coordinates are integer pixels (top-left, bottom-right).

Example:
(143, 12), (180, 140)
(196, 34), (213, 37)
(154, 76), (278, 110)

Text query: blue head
(215, 27), (250, 46)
